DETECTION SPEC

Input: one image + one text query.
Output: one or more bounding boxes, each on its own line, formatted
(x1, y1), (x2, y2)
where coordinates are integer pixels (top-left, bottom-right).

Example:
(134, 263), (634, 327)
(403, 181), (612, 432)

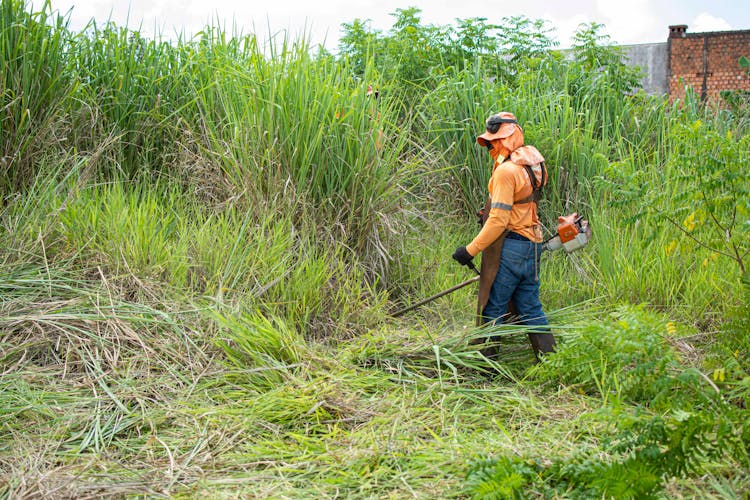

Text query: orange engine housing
(556, 213), (580, 243)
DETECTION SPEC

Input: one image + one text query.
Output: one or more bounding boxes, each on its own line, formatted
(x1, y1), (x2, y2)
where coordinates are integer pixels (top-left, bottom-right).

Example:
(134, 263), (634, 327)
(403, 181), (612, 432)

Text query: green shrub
(529, 305), (702, 408)
(464, 398), (748, 499)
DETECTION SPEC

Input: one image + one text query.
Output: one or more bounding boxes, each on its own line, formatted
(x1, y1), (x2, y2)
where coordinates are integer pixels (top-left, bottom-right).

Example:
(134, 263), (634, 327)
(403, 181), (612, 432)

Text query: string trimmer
(391, 262), (480, 317)
(391, 213), (591, 317)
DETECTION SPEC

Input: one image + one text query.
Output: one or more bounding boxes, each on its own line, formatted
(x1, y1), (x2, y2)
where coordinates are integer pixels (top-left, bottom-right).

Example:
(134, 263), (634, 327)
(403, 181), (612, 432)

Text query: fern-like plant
(464, 456), (536, 500)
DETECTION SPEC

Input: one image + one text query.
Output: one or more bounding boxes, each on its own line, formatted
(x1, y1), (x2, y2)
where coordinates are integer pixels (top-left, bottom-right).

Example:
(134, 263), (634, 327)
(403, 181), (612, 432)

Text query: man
(452, 112), (556, 359)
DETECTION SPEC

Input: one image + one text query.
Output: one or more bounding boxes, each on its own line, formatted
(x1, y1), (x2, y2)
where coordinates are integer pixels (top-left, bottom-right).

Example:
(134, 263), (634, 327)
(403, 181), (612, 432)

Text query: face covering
(488, 140), (508, 164)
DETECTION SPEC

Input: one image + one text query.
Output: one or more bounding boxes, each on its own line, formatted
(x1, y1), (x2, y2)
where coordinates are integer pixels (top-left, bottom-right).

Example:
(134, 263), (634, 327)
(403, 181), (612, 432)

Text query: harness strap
(509, 160), (546, 205)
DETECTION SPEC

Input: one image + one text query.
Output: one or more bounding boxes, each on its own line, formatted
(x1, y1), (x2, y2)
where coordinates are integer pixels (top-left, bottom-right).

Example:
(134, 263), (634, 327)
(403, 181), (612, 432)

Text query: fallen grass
(0, 261), (701, 499)
(2, 293), (744, 497)
(0, 259), (602, 498)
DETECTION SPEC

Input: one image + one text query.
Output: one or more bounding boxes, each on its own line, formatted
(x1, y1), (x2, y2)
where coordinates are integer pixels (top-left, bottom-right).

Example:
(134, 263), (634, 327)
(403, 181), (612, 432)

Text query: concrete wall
(621, 42), (668, 95)
(560, 26), (748, 100)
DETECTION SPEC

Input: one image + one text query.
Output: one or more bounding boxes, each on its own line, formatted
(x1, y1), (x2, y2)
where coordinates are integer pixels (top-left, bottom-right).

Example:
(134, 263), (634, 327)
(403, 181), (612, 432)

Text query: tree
(635, 119), (749, 281)
(338, 18), (382, 77)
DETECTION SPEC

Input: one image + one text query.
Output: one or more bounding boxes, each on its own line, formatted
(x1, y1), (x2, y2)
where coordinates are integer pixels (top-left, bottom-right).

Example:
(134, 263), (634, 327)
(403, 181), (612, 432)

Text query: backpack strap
(514, 161), (546, 205)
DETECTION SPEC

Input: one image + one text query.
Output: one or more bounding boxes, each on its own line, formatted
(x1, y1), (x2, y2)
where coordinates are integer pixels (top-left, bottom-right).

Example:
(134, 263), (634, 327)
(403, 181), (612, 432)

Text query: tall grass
(415, 53), (744, 316)
(189, 30), (413, 272)
(1, 162), (384, 338)
(0, 0), (71, 192)
(421, 61), (505, 213)
(1, 1), (748, 497)
(3, 1), (416, 272)
(419, 54), (675, 223)
(65, 22), (194, 174)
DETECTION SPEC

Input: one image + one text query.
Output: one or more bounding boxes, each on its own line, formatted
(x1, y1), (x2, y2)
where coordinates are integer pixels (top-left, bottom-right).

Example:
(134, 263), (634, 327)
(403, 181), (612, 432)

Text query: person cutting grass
(453, 112), (556, 360)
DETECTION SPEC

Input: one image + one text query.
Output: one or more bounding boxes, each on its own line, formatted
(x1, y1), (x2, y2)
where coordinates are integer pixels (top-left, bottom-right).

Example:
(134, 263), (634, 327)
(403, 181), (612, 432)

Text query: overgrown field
(1, 2), (749, 498)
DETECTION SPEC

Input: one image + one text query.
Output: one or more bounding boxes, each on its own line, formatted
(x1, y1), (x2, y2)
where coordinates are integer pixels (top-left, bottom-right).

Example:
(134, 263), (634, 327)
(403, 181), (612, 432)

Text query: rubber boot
(528, 332), (556, 361)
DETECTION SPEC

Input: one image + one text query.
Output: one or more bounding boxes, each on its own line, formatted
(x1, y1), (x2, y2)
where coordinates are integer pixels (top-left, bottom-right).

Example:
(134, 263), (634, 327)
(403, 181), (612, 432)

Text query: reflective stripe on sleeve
(491, 202), (512, 211)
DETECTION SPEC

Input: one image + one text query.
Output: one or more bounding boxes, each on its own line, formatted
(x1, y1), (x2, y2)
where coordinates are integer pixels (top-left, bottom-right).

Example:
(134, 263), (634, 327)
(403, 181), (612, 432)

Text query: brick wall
(668, 25), (750, 103)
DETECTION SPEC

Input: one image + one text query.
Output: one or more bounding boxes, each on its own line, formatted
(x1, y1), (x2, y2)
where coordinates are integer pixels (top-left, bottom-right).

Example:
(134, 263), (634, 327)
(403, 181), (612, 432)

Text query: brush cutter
(391, 214), (591, 317)
(543, 213), (591, 253)
(391, 262), (480, 317)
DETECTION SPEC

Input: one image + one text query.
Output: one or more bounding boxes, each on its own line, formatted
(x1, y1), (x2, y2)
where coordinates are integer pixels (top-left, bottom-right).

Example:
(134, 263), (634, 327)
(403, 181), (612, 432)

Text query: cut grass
(1, 259), (745, 497)
(0, 256), (602, 498)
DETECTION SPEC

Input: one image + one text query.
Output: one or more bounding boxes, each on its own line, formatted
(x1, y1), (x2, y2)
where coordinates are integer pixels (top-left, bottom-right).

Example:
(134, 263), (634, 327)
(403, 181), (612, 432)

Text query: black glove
(452, 246), (474, 266)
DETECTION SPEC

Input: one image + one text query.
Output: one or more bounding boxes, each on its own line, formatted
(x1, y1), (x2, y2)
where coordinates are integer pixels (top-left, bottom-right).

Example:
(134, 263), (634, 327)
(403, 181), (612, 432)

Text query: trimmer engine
(543, 213), (591, 253)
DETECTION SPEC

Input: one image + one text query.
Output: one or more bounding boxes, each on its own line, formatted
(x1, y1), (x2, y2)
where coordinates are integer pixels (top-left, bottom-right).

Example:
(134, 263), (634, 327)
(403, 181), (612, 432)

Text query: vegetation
(1, 1), (748, 497)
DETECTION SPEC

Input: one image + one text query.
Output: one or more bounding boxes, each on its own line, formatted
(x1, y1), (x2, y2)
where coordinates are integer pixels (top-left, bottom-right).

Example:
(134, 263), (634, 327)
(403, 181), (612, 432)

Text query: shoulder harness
(512, 160), (546, 205)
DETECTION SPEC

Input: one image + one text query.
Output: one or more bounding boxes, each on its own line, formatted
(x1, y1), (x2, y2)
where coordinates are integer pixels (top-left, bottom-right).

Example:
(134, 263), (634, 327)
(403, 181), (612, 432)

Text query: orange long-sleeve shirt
(466, 147), (546, 256)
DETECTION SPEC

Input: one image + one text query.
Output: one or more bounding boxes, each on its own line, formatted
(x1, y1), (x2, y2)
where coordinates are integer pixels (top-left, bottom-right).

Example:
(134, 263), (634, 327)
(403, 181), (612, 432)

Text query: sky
(50, 0), (750, 50)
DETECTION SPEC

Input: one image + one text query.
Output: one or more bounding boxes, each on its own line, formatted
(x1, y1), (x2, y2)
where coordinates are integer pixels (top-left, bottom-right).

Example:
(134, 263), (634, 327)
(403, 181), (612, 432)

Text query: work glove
(452, 246), (474, 266)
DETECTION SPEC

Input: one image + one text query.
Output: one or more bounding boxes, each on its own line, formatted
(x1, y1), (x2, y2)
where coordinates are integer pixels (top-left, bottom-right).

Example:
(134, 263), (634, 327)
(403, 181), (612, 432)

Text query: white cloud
(52, 0), (745, 50)
(691, 12), (732, 33)
(544, 13), (593, 48)
(594, 0), (660, 44)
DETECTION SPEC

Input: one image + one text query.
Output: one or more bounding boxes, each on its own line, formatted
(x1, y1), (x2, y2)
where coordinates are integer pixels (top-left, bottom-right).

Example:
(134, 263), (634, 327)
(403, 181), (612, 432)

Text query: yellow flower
(666, 322), (677, 336)
(665, 240), (678, 256)
(683, 212), (696, 232)
(702, 253), (719, 268)
(712, 368), (726, 382)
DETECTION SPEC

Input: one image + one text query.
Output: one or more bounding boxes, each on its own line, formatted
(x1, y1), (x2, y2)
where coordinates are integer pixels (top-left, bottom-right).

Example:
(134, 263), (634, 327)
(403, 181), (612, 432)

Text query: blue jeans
(482, 237), (549, 329)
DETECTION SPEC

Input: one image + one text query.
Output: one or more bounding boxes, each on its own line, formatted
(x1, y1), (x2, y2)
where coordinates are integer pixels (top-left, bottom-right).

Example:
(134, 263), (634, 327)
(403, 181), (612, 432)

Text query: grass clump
(213, 309), (307, 388)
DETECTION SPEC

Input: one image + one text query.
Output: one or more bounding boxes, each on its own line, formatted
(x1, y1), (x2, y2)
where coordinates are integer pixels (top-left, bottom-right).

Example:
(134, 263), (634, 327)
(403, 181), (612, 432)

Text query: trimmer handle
(468, 262), (480, 275)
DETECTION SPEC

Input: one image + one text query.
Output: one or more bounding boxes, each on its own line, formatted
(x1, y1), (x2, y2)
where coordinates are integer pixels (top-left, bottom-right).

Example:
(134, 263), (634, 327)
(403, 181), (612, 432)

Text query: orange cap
(476, 112), (522, 147)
